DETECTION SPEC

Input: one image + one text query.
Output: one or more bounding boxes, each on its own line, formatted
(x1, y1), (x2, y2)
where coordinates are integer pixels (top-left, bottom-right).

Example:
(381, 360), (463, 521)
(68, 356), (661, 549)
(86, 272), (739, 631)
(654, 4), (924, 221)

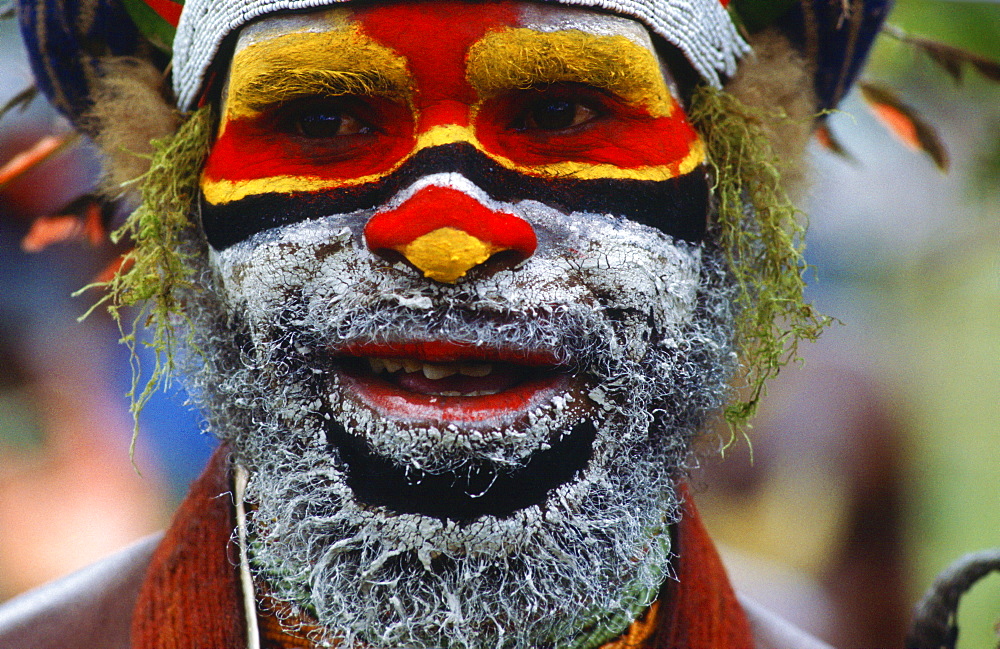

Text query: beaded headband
(169, 0), (745, 110)
(17, 0), (893, 126)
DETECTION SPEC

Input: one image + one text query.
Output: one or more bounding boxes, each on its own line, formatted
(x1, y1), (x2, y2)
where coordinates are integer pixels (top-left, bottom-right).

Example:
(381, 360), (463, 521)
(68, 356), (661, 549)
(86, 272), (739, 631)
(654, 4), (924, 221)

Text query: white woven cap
(172, 0), (748, 111)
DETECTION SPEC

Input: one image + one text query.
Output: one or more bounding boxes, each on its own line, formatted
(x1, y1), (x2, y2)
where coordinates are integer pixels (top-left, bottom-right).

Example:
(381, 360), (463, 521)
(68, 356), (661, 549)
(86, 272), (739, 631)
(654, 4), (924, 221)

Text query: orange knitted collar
(132, 448), (752, 649)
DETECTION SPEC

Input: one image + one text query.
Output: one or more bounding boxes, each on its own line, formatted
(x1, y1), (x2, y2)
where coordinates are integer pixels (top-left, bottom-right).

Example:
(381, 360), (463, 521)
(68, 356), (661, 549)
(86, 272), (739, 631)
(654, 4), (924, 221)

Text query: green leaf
(120, 0), (177, 53)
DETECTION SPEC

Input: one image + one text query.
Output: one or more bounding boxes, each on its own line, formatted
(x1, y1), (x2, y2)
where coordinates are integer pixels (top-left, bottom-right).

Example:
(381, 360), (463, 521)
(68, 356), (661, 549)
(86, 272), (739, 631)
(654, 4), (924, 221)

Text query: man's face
(192, 1), (734, 646)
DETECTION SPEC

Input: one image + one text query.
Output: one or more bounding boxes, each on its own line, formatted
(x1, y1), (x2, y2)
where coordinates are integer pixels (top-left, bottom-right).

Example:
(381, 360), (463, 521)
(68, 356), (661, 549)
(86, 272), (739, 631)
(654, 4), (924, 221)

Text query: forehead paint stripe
(200, 143), (709, 250)
(354, 1), (519, 112)
(467, 28), (674, 118)
(224, 26), (413, 121)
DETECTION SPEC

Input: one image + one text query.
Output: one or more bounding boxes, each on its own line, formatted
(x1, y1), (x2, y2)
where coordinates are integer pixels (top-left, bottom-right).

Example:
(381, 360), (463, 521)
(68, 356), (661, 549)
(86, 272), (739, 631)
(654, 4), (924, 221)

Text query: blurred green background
(697, 2), (999, 647)
(866, 3), (997, 647)
(811, 2), (998, 645)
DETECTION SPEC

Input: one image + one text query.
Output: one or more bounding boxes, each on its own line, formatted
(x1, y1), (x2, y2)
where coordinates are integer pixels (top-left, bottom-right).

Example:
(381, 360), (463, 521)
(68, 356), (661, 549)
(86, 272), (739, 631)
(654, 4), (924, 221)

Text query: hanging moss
(79, 106), (213, 456)
(688, 86), (831, 432)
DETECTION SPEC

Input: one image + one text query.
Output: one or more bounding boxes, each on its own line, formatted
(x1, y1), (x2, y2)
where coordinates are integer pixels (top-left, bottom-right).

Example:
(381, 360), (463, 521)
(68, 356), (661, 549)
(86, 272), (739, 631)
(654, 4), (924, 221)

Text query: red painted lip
(333, 340), (572, 423)
(337, 340), (562, 366)
(339, 371), (569, 423)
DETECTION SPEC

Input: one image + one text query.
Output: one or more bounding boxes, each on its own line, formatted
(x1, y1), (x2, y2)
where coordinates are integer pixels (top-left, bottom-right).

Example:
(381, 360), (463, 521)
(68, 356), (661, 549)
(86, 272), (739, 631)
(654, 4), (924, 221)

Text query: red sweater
(132, 449), (753, 649)
(0, 447), (829, 648)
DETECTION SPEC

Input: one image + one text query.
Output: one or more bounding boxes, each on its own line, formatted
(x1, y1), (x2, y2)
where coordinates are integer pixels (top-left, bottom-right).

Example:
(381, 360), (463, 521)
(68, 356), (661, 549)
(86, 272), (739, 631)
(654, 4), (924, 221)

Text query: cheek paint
(199, 143), (710, 251)
(474, 96), (703, 174)
(464, 25), (702, 177)
(203, 98), (415, 186)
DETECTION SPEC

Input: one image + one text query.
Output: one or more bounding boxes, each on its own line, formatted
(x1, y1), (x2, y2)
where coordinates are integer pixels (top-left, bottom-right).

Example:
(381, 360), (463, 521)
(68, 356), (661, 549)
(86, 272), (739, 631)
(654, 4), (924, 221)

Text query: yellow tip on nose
(399, 227), (502, 283)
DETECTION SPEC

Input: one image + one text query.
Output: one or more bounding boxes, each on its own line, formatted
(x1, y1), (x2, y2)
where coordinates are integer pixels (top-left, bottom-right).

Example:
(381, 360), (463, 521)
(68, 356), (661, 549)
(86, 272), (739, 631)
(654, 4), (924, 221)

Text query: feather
(913, 38), (1000, 84)
(20, 194), (115, 252)
(0, 85), (39, 120)
(814, 122), (857, 163)
(21, 216), (84, 252)
(93, 254), (134, 285)
(859, 82), (949, 171)
(0, 133), (78, 189)
(883, 24), (1000, 84)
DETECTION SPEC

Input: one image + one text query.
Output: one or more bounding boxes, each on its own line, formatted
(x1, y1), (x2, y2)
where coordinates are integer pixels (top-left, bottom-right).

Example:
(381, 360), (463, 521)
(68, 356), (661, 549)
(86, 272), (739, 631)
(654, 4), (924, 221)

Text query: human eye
(510, 87), (605, 133)
(275, 97), (373, 138)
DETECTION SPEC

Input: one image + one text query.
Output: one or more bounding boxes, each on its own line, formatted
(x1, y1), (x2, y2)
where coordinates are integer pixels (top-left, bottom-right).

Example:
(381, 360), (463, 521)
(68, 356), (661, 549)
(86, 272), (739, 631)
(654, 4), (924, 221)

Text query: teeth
(366, 357), (496, 379)
(423, 363), (458, 380)
(459, 363), (492, 377)
(366, 358), (404, 374)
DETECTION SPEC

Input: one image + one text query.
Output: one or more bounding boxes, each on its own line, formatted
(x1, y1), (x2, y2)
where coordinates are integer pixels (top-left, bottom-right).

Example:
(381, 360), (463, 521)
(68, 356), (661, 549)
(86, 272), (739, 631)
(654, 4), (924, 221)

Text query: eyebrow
(225, 29), (412, 117)
(233, 68), (404, 112)
(466, 28), (674, 118)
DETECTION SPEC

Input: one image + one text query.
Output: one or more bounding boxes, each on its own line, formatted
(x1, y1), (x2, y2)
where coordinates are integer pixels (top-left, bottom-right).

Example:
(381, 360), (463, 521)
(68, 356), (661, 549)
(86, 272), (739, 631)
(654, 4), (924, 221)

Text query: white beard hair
(178, 204), (738, 649)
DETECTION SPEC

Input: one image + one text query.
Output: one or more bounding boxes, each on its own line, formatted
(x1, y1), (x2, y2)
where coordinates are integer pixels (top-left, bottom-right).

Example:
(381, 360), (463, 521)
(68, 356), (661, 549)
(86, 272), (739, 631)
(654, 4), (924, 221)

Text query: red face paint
(203, 1), (703, 197)
(200, 2), (710, 269)
(364, 185), (536, 256)
(203, 95), (415, 185)
(474, 90), (701, 173)
(354, 0), (519, 131)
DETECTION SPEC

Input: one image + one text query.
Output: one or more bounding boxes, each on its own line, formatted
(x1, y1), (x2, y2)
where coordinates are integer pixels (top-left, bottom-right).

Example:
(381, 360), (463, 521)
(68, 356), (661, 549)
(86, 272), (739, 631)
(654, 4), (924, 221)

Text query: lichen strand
(688, 85), (830, 430)
(84, 106), (213, 452)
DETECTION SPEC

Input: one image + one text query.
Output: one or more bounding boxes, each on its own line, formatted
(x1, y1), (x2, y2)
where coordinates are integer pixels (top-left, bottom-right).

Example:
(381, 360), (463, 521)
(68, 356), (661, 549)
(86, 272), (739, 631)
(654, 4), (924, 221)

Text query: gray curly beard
(179, 218), (736, 649)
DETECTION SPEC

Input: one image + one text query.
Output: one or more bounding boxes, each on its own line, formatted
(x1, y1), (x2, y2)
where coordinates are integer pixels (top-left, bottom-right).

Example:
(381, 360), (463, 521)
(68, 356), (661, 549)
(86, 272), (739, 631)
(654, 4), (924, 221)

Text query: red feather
(0, 134), (75, 188)
(860, 82), (949, 171)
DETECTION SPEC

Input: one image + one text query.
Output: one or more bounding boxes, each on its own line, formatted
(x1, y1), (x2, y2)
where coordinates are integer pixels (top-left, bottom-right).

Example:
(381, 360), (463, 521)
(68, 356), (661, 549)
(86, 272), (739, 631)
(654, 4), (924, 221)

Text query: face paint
(200, 1), (709, 257)
(191, 3), (735, 648)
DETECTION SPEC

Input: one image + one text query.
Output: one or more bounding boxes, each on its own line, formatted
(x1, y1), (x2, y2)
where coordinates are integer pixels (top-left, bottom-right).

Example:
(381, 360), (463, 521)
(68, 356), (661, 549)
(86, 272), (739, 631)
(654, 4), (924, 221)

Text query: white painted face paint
(200, 205), (732, 648)
(187, 4), (737, 649)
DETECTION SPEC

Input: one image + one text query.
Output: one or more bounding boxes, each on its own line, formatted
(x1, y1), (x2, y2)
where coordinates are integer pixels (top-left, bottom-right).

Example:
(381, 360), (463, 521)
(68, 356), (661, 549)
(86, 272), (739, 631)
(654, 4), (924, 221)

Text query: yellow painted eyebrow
(466, 28), (674, 118)
(225, 26), (412, 119)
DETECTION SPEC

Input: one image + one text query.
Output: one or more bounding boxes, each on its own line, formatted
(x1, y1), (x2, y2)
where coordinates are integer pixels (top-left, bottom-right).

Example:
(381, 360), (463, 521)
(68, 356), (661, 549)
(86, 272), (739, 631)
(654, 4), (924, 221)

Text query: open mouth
(335, 340), (571, 423)
(326, 340), (597, 520)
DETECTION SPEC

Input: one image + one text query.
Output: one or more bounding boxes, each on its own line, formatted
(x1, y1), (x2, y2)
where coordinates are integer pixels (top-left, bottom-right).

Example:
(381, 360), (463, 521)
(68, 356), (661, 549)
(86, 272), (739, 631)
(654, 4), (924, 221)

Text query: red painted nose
(364, 185), (537, 283)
